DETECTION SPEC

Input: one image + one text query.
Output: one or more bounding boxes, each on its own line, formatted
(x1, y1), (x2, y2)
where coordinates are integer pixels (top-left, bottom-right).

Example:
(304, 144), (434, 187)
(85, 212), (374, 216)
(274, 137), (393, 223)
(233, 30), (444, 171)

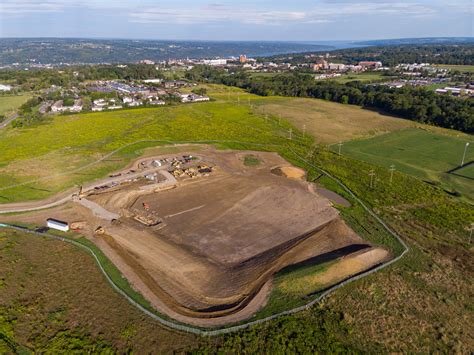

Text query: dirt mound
(280, 247), (390, 295)
(12, 149), (379, 327)
(271, 166), (306, 179)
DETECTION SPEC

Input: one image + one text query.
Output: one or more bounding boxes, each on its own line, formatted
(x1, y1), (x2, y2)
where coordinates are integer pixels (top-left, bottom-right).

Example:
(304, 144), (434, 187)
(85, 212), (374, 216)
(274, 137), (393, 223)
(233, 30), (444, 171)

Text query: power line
(461, 142), (470, 166)
(389, 164), (396, 184)
(369, 169), (376, 188)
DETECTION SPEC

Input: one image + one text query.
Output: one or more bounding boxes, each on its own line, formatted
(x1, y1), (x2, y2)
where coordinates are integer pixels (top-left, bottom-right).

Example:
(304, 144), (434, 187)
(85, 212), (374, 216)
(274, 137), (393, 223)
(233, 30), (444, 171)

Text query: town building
(50, 99), (83, 113)
(139, 59), (155, 65)
(328, 63), (346, 71)
(143, 79), (162, 84)
(202, 59), (227, 66)
(359, 61), (383, 70)
(180, 93), (210, 103)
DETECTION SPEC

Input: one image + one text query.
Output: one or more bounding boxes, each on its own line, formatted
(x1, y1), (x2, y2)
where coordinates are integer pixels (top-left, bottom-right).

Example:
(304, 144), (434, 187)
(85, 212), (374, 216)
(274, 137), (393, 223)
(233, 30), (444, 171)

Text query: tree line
(266, 44), (474, 67)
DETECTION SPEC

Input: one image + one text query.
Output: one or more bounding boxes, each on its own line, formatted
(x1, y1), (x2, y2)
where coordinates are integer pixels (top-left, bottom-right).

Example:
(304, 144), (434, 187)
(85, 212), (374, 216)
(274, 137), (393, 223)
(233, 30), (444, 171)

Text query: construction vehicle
(94, 226), (105, 235)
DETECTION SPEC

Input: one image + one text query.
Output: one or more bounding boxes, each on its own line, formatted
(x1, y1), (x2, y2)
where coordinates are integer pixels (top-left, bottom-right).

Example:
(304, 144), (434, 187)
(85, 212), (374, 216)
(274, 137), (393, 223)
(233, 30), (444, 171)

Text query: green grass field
(0, 95), (31, 116)
(336, 128), (474, 201)
(327, 72), (393, 84)
(434, 64), (474, 73)
(0, 99), (293, 202)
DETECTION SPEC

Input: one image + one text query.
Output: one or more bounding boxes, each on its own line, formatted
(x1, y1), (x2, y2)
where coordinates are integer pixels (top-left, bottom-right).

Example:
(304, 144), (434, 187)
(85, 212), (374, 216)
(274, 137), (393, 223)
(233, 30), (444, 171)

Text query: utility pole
(389, 164), (396, 184)
(302, 124), (306, 138)
(461, 142), (470, 166)
(468, 223), (474, 245)
(369, 170), (376, 188)
(289, 128), (293, 140)
(337, 142), (343, 156)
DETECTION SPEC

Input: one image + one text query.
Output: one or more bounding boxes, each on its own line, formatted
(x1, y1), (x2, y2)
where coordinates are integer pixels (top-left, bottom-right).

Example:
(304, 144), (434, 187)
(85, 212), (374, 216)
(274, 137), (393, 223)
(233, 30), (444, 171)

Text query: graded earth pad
(3, 148), (384, 327)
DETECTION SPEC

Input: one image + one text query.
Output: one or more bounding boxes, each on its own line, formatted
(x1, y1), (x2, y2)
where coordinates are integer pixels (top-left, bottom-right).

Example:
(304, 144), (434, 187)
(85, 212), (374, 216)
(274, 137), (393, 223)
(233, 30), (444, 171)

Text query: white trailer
(46, 218), (69, 232)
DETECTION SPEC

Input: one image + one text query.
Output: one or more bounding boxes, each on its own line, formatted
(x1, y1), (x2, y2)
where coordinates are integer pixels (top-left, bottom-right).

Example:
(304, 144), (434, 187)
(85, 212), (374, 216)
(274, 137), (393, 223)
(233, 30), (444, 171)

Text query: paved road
(0, 113), (18, 129)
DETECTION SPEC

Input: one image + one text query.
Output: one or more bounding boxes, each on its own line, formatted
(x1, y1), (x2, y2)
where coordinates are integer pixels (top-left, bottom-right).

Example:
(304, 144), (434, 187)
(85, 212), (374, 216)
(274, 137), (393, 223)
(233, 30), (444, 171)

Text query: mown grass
(327, 72), (393, 84)
(336, 128), (474, 202)
(433, 64), (474, 73)
(0, 94), (31, 116)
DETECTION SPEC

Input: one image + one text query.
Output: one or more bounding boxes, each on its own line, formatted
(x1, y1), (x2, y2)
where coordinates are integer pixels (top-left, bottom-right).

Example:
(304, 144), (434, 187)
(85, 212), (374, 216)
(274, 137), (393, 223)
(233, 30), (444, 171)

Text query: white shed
(46, 218), (69, 232)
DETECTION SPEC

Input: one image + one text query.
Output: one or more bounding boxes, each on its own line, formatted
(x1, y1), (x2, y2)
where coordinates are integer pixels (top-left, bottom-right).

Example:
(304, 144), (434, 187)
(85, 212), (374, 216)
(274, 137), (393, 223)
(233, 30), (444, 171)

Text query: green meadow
(336, 128), (474, 201)
(0, 98), (293, 202)
(0, 95), (31, 116)
(434, 64), (474, 73)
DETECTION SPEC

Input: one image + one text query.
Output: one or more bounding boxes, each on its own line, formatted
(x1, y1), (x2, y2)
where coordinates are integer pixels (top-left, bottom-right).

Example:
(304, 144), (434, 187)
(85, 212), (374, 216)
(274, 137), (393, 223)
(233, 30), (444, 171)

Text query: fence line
(0, 139), (409, 336)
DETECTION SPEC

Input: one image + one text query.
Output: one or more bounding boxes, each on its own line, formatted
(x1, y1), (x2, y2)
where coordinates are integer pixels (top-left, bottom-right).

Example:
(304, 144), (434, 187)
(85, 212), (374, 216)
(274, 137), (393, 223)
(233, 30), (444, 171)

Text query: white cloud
(0, 0), (67, 14)
(0, 0), (442, 24)
(129, 2), (438, 25)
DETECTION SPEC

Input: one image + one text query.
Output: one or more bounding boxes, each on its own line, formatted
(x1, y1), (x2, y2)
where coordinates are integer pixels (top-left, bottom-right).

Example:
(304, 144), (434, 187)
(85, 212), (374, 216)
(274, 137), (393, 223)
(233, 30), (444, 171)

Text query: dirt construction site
(3, 146), (390, 327)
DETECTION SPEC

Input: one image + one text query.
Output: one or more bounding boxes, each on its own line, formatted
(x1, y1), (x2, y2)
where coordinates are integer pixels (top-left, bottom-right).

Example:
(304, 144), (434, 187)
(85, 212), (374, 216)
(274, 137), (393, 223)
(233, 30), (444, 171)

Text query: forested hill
(186, 67), (474, 133)
(267, 44), (474, 66)
(0, 38), (332, 65)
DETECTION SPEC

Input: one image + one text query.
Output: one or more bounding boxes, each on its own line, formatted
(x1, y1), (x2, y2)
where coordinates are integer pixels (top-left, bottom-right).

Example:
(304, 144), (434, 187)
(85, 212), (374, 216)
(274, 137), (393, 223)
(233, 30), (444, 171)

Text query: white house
(202, 59), (227, 66)
(0, 84), (11, 91)
(50, 100), (64, 113)
(180, 93), (210, 103)
(149, 99), (165, 105)
(143, 79), (162, 83)
(51, 99), (83, 113)
(69, 99), (83, 112)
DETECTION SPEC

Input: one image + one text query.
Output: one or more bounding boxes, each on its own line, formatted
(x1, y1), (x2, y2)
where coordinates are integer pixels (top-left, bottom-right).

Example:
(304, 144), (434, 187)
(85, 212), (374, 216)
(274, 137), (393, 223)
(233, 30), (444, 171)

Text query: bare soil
(3, 148), (377, 327)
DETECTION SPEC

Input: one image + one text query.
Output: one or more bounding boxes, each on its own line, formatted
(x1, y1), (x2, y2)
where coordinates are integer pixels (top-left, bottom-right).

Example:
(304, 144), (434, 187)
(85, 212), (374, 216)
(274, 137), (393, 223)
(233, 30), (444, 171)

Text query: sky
(0, 0), (472, 41)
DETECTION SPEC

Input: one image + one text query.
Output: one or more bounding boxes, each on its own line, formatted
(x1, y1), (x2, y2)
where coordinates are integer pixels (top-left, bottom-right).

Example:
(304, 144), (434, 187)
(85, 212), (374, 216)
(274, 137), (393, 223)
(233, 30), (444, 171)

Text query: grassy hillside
(337, 128), (474, 202)
(0, 100), (290, 202)
(0, 84), (473, 352)
(254, 97), (416, 144)
(0, 84), (444, 203)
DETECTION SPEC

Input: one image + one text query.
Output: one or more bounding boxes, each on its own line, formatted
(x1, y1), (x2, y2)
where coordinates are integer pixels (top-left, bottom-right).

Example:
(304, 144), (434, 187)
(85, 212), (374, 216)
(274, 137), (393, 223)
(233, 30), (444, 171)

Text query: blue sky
(0, 0), (472, 41)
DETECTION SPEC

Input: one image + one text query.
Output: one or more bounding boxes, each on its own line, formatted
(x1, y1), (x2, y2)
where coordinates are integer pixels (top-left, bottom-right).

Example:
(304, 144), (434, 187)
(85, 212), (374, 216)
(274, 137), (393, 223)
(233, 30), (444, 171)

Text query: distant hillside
(264, 42), (474, 66)
(0, 38), (333, 65)
(355, 37), (474, 46)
